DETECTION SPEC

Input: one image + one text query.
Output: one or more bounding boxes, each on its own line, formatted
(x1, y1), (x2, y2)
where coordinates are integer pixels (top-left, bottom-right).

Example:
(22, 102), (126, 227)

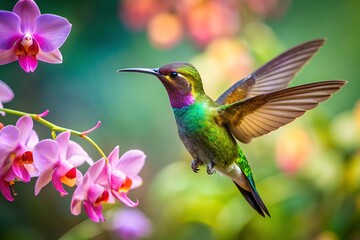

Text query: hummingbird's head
(118, 62), (205, 108)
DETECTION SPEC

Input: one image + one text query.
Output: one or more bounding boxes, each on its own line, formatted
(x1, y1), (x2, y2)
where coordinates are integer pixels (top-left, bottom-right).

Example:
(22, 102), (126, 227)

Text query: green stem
(0, 108), (108, 162)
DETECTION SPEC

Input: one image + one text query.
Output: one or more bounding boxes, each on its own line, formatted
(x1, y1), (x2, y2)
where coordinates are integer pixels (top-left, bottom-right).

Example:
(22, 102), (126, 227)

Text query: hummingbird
(118, 39), (346, 217)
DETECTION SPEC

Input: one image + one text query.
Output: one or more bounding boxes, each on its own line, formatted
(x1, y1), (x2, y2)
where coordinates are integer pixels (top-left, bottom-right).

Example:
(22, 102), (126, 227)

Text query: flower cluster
(0, 103), (146, 222)
(0, 106), (146, 222)
(0, 0), (147, 223)
(71, 147), (145, 222)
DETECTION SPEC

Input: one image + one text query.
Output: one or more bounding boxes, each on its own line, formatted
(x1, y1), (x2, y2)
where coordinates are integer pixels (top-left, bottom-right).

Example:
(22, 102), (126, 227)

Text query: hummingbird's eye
(169, 71), (178, 79)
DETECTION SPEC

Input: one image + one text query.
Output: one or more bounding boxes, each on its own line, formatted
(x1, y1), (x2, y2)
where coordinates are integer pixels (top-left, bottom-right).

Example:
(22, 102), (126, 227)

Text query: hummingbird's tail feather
(233, 180), (271, 217)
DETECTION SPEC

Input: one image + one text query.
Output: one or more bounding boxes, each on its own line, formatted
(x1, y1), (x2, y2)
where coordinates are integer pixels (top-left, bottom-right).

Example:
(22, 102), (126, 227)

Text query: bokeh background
(0, 0), (359, 239)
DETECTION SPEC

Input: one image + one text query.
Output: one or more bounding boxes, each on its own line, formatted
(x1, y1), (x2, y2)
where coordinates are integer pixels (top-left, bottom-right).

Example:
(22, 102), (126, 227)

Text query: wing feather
(219, 80), (347, 143)
(216, 39), (326, 105)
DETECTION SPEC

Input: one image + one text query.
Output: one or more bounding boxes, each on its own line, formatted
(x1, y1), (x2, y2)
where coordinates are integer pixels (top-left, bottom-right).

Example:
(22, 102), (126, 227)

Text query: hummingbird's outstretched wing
(216, 39), (325, 105)
(218, 80), (347, 143)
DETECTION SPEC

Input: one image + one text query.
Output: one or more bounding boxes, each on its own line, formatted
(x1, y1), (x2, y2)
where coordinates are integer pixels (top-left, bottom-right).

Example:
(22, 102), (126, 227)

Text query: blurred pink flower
(71, 146), (146, 222)
(0, 0), (71, 72)
(120, 0), (168, 30)
(0, 115), (39, 201)
(112, 208), (152, 240)
(275, 127), (312, 175)
(246, 0), (290, 18)
(0, 80), (14, 116)
(185, 1), (240, 47)
(33, 131), (91, 196)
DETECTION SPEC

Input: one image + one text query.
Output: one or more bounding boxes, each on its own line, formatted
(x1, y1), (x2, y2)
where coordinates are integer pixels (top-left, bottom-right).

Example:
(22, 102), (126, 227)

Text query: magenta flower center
(19, 151), (34, 164)
(14, 34), (39, 57)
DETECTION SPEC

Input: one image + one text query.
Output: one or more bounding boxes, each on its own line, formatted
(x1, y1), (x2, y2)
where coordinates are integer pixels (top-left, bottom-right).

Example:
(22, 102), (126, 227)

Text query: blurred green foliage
(0, 0), (359, 239)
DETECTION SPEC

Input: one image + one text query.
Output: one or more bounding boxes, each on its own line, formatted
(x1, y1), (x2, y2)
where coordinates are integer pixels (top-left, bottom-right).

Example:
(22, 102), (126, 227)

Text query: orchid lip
(117, 68), (161, 76)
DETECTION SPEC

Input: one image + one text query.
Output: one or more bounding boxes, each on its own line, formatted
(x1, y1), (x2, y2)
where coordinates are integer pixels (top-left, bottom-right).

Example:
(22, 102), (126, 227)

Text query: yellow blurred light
(355, 100), (360, 132)
(314, 231), (339, 240)
(346, 152), (360, 192)
(147, 12), (183, 49)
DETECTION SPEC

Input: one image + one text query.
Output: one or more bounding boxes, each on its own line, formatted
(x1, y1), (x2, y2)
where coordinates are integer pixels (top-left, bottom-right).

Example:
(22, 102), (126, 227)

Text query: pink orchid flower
(0, 0), (71, 72)
(71, 146), (146, 222)
(71, 158), (115, 222)
(108, 146), (145, 207)
(33, 131), (92, 196)
(0, 115), (39, 201)
(0, 80), (14, 115)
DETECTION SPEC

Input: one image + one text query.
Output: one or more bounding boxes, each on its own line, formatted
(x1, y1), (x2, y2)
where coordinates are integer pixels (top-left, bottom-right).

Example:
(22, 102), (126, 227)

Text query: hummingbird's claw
(191, 159), (201, 173)
(206, 162), (215, 175)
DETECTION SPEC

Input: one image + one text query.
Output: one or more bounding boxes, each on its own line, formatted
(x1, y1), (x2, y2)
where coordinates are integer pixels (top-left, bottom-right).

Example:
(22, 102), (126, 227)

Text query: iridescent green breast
(173, 100), (238, 168)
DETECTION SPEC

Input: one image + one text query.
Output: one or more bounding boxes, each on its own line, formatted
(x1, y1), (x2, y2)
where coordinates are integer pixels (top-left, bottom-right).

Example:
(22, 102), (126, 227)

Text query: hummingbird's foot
(206, 163), (215, 175)
(191, 159), (201, 173)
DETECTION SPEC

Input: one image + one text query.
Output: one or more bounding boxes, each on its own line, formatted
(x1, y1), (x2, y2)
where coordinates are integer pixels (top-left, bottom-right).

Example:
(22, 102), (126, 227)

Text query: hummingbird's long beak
(117, 68), (161, 76)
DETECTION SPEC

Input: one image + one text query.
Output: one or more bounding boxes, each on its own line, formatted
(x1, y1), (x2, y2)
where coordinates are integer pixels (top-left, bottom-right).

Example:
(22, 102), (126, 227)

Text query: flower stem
(0, 108), (107, 162)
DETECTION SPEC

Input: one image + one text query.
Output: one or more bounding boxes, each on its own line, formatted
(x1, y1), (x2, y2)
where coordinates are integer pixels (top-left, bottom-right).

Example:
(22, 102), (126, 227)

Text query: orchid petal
(55, 131), (70, 161)
(33, 14), (71, 52)
(110, 170), (126, 190)
(108, 146), (120, 166)
(75, 169), (83, 186)
(0, 179), (14, 201)
(86, 158), (108, 185)
(12, 157), (31, 182)
(18, 54), (38, 72)
(56, 159), (74, 178)
(52, 167), (68, 196)
(0, 80), (14, 102)
(15, 115), (33, 145)
(0, 125), (19, 152)
(70, 175), (90, 215)
(13, 0), (41, 33)
(71, 174), (91, 215)
(0, 126), (20, 166)
(117, 150), (146, 177)
(37, 49), (62, 63)
(83, 201), (103, 222)
(70, 198), (83, 216)
(33, 139), (59, 171)
(0, 49), (17, 65)
(66, 140), (91, 167)
(68, 155), (93, 168)
(34, 167), (53, 195)
(3, 168), (16, 182)
(66, 155), (87, 169)
(112, 191), (139, 207)
(24, 162), (39, 178)
(130, 175), (143, 189)
(0, 11), (22, 50)
(87, 184), (104, 203)
(92, 204), (105, 222)
(107, 190), (116, 204)
(26, 130), (39, 149)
